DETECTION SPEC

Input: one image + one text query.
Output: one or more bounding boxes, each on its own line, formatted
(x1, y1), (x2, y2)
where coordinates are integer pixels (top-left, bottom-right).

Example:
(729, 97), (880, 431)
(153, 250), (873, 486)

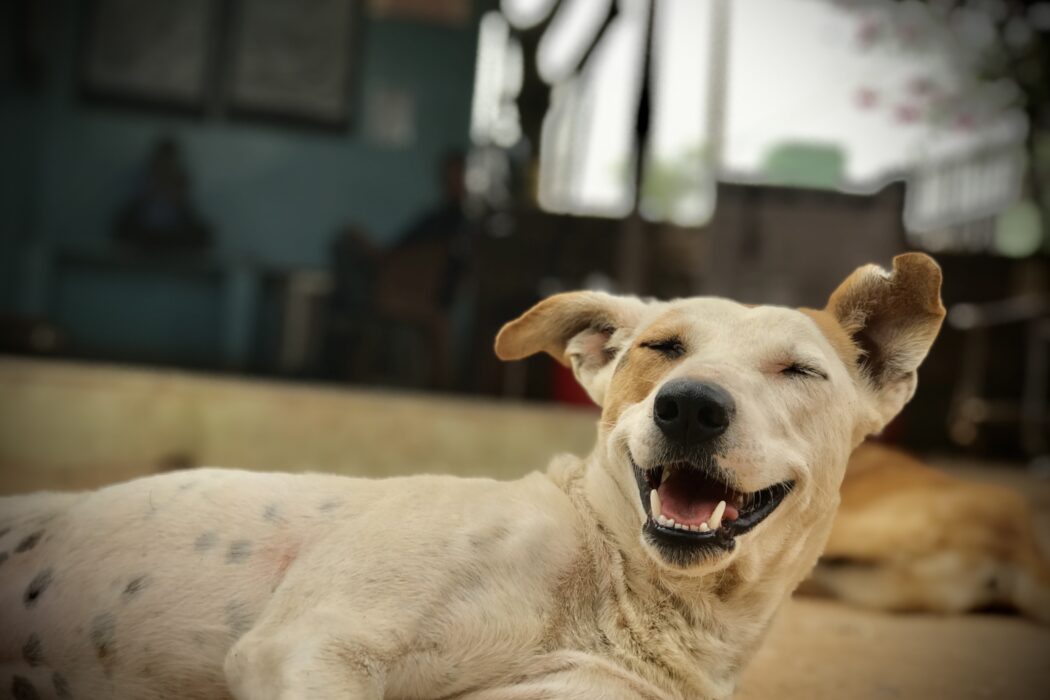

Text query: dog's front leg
(458, 651), (672, 700)
(224, 607), (390, 700)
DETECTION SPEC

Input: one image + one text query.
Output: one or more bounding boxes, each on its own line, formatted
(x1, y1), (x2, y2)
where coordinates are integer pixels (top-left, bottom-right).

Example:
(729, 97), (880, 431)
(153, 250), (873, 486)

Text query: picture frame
(226, 0), (360, 129)
(368, 0), (471, 26)
(80, 0), (220, 113)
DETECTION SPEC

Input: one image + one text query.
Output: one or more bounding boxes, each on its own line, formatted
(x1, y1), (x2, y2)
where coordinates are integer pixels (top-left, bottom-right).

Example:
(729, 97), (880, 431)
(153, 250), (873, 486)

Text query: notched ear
(825, 253), (946, 435)
(494, 291), (646, 405)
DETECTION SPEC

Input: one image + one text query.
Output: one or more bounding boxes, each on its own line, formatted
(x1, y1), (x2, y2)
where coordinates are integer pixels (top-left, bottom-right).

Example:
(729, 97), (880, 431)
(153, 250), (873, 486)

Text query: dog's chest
(559, 579), (742, 700)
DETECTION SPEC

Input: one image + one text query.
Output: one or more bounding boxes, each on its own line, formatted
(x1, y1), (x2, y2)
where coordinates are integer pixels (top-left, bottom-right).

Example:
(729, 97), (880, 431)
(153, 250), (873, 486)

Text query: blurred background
(1, 1), (1049, 695)
(0, 0), (1047, 474)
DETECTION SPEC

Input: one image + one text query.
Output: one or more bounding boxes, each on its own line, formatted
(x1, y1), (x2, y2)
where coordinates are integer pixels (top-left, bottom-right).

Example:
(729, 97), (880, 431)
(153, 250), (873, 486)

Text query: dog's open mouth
(632, 457), (794, 555)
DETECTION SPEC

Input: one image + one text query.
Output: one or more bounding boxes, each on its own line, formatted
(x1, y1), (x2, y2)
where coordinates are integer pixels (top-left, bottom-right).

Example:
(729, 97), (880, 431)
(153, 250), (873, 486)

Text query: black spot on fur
(318, 499), (342, 512)
(90, 614), (116, 655)
(52, 671), (72, 699)
(225, 600), (255, 637)
(22, 633), (43, 667)
(24, 568), (53, 608)
(194, 531), (218, 552)
(262, 503), (282, 523)
(468, 525), (510, 551)
(123, 575), (150, 600)
(11, 676), (39, 700)
(90, 613), (117, 673)
(16, 530), (44, 553)
(0, 551), (8, 567)
(226, 540), (252, 563)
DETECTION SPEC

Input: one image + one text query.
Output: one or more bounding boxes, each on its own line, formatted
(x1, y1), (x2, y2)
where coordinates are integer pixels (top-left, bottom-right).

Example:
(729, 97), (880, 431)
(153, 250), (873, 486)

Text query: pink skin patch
(265, 542), (300, 590)
(657, 471), (741, 526)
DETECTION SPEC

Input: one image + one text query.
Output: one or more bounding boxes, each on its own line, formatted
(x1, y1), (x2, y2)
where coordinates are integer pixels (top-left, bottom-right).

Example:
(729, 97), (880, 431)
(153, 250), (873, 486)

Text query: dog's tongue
(658, 471), (740, 526)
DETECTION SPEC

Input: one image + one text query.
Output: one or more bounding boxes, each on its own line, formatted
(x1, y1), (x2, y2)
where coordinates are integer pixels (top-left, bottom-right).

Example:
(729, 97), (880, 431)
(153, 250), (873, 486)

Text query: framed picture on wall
(227, 0), (360, 128)
(80, 0), (220, 111)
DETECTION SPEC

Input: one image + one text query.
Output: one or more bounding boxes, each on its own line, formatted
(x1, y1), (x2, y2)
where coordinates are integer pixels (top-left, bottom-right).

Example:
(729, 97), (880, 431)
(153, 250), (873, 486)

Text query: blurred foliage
(836, 0), (1049, 249)
(639, 145), (711, 222)
(762, 143), (846, 190)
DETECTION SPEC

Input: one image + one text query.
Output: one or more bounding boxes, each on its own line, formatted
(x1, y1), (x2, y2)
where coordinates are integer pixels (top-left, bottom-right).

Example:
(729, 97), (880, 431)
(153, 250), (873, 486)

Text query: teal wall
(0, 1), (478, 366)
(0, 0), (477, 307)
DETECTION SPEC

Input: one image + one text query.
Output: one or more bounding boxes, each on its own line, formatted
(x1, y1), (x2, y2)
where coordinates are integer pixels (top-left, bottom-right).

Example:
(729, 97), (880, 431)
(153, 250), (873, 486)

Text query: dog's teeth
(707, 500), (727, 531)
(649, 489), (662, 518)
(660, 469), (672, 485)
(699, 522), (710, 532)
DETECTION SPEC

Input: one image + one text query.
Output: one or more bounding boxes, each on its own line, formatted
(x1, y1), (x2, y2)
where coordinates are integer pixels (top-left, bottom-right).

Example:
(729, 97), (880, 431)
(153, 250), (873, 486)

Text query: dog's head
(496, 254), (944, 575)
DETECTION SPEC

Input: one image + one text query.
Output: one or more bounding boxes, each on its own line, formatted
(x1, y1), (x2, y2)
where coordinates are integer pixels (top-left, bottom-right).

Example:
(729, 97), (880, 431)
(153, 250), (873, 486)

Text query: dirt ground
(740, 597), (1050, 699)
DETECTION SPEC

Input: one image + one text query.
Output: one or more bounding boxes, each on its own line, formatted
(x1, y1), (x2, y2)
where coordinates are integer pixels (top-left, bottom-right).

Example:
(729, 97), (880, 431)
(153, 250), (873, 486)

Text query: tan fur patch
(817, 442), (1050, 622)
(798, 308), (861, 373)
(601, 314), (685, 425)
(826, 253), (945, 331)
(827, 443), (1038, 562)
(822, 253), (946, 381)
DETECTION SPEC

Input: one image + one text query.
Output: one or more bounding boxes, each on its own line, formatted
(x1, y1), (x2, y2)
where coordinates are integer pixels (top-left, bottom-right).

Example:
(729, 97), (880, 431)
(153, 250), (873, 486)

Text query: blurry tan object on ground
(806, 442), (1050, 623)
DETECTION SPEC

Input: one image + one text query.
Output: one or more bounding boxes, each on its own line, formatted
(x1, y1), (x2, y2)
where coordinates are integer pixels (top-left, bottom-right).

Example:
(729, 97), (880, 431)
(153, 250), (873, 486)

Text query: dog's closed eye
(780, 361), (828, 380)
(640, 337), (686, 359)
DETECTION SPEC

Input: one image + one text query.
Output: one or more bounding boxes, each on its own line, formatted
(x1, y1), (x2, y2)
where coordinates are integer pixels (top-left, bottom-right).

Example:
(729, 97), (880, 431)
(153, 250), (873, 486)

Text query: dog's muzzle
(631, 456), (795, 562)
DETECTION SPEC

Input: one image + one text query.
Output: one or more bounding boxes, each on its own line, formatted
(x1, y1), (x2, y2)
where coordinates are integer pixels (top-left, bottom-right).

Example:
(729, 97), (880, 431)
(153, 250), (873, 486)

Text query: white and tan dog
(0, 253), (944, 699)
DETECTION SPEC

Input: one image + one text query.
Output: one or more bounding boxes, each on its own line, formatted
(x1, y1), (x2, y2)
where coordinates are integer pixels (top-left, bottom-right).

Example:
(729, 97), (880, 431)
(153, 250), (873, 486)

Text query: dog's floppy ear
(825, 252), (946, 436)
(495, 291), (647, 405)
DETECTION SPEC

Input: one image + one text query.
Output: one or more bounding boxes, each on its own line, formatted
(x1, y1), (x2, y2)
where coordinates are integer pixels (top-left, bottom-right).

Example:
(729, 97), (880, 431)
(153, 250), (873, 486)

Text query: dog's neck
(551, 447), (829, 699)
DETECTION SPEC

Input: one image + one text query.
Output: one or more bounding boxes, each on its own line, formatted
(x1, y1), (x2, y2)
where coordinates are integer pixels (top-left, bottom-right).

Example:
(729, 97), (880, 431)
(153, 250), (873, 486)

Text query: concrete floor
(3, 357), (1049, 698)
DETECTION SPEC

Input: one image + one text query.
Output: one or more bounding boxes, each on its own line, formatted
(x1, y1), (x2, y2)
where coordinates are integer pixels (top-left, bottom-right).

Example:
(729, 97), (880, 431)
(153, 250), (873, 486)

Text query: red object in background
(894, 103), (922, 123)
(551, 360), (597, 407)
(854, 87), (878, 109)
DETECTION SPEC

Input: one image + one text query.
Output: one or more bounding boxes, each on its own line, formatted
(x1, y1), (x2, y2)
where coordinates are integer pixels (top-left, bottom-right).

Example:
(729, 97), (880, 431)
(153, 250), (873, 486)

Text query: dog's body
(809, 442), (1050, 624)
(1, 464), (763, 700)
(0, 254), (945, 699)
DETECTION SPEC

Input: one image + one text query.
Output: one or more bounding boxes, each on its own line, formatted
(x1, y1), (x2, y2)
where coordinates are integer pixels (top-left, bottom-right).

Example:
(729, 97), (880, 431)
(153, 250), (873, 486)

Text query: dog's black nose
(653, 378), (735, 446)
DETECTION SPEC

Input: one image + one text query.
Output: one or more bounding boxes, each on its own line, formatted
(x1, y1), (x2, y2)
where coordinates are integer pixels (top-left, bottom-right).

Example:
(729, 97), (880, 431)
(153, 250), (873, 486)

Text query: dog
(807, 441), (1050, 623)
(0, 253), (944, 699)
